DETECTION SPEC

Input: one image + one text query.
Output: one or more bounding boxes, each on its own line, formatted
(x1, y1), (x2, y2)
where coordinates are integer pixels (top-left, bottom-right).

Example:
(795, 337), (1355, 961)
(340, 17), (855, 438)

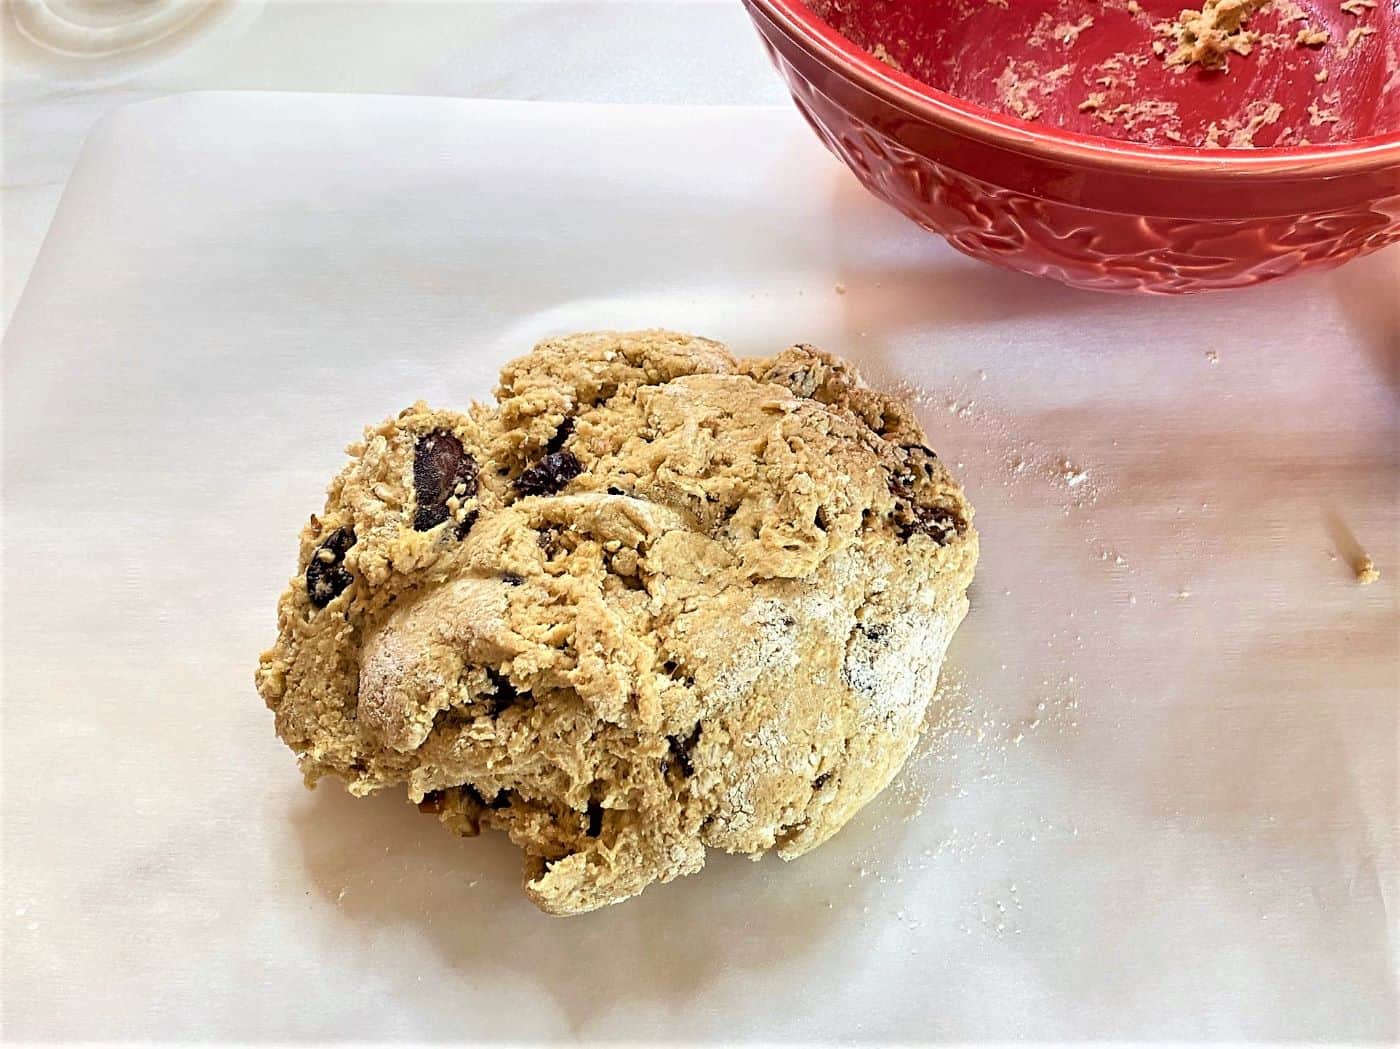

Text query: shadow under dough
(291, 776), (924, 1039)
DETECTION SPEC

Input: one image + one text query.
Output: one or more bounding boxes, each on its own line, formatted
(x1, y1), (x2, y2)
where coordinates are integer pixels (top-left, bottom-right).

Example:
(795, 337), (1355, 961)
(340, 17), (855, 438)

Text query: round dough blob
(256, 330), (977, 914)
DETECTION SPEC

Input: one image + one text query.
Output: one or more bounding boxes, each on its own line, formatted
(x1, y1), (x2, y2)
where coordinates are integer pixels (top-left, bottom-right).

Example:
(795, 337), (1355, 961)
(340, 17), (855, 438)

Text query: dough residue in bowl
(1158, 0), (1271, 69)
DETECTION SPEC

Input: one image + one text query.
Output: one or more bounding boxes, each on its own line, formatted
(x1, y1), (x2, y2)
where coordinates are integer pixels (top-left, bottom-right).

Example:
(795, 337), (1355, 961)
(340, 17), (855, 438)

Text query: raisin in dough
(256, 331), (977, 915)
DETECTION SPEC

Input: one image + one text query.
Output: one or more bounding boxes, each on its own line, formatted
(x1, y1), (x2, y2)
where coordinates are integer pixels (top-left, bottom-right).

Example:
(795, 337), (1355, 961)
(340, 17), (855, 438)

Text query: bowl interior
(806, 0), (1398, 148)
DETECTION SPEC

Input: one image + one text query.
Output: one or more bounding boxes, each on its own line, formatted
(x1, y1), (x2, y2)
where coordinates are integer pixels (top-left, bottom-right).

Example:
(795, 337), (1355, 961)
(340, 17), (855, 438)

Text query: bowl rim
(749, 0), (1400, 177)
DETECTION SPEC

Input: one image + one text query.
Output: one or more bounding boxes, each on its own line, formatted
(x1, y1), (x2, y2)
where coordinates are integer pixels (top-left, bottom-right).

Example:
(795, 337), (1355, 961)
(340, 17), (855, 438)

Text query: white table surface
(2, 0), (785, 332)
(3, 91), (1396, 1043)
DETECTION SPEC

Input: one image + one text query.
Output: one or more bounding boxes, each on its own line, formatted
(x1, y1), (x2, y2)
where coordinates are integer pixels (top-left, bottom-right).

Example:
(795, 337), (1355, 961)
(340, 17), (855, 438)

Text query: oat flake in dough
(256, 330), (978, 914)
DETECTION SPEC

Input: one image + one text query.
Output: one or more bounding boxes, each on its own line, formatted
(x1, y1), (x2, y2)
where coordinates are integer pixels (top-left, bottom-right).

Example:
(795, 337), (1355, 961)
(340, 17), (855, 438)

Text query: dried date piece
(585, 799), (604, 838)
(413, 430), (479, 532)
(545, 417), (576, 455)
(896, 504), (964, 544)
(888, 444), (964, 545)
(667, 724), (702, 778)
(537, 525), (562, 556)
(483, 669), (524, 716)
(515, 450), (583, 497)
(305, 527), (355, 609)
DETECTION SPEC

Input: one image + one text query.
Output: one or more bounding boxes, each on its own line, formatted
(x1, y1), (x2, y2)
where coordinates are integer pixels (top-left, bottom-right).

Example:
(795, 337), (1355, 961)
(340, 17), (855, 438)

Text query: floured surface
(3, 95), (1397, 1040)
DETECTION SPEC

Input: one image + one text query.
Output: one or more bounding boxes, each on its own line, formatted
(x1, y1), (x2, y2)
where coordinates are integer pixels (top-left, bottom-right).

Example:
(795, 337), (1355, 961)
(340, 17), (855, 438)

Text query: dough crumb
(1079, 92), (1108, 112)
(1204, 99), (1282, 147)
(1160, 0), (1269, 70)
(1271, 0), (1312, 21)
(1057, 15), (1096, 45)
(1308, 95), (1342, 125)
(1338, 23), (1376, 56)
(995, 60), (1073, 121)
(870, 42), (904, 73)
(997, 62), (1041, 120)
(1355, 555), (1380, 585)
(1339, 0), (1377, 14)
(1028, 12), (1094, 47)
(1059, 459), (1088, 488)
(1314, 67), (1330, 81)
(1296, 27), (1330, 45)
(1230, 100), (1284, 146)
(834, 283), (847, 295)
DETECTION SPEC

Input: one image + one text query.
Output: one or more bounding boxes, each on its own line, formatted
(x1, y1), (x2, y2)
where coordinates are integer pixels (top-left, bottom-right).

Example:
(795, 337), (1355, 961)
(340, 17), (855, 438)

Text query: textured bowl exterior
(745, 0), (1400, 293)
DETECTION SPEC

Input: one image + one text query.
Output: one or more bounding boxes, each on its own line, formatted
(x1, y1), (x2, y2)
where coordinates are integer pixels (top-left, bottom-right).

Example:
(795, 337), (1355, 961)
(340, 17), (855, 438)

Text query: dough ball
(256, 330), (977, 914)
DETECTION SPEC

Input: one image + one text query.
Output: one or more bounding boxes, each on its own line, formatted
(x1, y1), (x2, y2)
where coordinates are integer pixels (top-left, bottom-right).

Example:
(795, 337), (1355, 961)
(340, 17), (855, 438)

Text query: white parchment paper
(3, 94), (1395, 1041)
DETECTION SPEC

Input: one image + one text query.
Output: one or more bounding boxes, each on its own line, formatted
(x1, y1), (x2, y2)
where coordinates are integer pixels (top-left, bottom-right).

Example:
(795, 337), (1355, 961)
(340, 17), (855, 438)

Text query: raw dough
(1161, 0), (1269, 69)
(256, 331), (978, 914)
(1354, 554), (1380, 585)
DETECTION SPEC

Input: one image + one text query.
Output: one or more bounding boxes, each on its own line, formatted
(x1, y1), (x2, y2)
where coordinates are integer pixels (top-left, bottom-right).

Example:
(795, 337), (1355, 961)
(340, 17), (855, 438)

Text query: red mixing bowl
(743, 0), (1400, 292)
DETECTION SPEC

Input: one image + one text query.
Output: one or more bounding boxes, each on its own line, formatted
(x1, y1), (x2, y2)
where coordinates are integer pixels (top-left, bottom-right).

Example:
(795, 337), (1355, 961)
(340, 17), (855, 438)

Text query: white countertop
(2, 0), (785, 331)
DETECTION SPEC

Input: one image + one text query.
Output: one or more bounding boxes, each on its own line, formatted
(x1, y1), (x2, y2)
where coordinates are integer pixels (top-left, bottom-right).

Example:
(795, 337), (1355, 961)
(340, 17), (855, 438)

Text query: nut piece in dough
(255, 331), (978, 914)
